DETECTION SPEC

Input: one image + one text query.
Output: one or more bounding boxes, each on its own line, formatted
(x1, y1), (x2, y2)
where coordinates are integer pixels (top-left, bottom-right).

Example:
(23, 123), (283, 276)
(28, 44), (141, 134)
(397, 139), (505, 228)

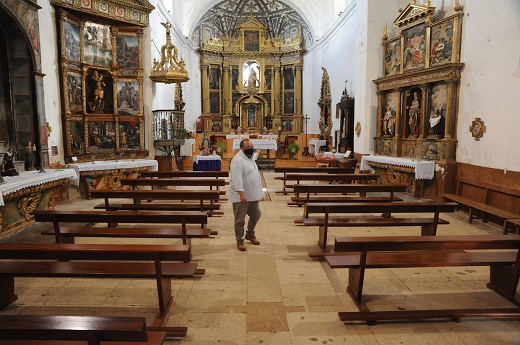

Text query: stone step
(256, 158), (275, 171)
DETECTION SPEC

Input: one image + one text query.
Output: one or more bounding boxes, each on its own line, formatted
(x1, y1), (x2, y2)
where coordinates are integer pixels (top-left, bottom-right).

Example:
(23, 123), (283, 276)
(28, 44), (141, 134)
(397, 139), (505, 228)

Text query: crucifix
(301, 114), (311, 156)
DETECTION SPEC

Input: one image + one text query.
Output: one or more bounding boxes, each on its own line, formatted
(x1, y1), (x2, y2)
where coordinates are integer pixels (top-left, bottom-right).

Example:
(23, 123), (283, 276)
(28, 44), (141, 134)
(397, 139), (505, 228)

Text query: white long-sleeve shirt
(229, 151), (263, 203)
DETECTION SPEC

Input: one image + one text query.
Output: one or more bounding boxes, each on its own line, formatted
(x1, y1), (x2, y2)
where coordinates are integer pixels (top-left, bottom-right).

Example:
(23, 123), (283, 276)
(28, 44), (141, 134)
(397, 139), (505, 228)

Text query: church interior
(0, 0), (519, 343)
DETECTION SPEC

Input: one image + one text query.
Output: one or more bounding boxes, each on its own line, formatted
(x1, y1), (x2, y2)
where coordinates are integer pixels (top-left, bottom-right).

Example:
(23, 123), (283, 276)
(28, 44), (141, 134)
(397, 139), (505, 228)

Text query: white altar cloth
(361, 156), (435, 180)
(68, 159), (158, 181)
(179, 139), (196, 157)
(309, 139), (326, 154)
(226, 134), (278, 140)
(193, 155), (222, 164)
(0, 169), (78, 206)
(232, 139), (277, 151)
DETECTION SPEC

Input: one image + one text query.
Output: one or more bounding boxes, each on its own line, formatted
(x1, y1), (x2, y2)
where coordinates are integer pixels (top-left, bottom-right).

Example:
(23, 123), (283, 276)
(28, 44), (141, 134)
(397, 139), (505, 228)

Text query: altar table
(232, 139), (277, 151)
(361, 156), (435, 180)
(193, 155), (222, 171)
(180, 139), (196, 157)
(309, 139), (326, 154)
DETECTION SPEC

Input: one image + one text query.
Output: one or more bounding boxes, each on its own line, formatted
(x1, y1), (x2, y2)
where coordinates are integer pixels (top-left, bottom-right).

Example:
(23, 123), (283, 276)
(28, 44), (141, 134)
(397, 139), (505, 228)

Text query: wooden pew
(273, 167), (357, 194)
(325, 235), (520, 324)
(90, 189), (222, 216)
(140, 171), (229, 178)
(0, 315), (167, 345)
(35, 210), (209, 246)
(290, 183), (407, 207)
(303, 202), (458, 253)
(121, 177), (227, 197)
(441, 177), (520, 233)
(0, 243), (199, 332)
(280, 173), (379, 195)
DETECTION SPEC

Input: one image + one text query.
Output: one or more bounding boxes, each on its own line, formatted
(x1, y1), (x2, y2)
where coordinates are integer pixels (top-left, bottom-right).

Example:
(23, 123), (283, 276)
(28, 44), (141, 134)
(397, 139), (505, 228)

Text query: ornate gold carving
(469, 118), (486, 141)
(355, 122), (362, 137)
(368, 161), (416, 174)
(150, 22), (189, 84)
(386, 168), (405, 184)
(104, 169), (125, 190)
(4, 179), (69, 202)
(18, 193), (42, 220)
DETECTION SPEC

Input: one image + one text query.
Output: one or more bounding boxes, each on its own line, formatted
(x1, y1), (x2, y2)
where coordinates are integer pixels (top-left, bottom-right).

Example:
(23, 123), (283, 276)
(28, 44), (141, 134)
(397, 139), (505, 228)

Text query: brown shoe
(237, 241), (246, 251)
(245, 234), (260, 245)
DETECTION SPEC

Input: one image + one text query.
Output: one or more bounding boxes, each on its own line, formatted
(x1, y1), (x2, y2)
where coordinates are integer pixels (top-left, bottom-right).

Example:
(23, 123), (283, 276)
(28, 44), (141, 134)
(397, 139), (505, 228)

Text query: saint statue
(408, 91), (420, 138)
(2, 148), (19, 176)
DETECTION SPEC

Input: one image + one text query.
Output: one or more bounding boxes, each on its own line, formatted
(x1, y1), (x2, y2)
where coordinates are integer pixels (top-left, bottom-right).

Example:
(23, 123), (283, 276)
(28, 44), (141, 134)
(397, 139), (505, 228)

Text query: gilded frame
(115, 79), (140, 116)
(65, 71), (83, 115)
(66, 117), (85, 155)
(116, 32), (139, 69)
(118, 116), (143, 151)
(62, 16), (81, 63)
(240, 57), (264, 93)
(86, 117), (116, 153)
(402, 23), (426, 72)
(429, 14), (460, 67)
(384, 37), (401, 77)
(244, 30), (260, 52)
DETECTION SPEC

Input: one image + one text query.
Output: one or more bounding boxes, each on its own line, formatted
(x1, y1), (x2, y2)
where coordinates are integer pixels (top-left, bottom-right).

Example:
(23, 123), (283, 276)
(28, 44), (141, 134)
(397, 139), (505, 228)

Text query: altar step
(256, 158), (275, 171)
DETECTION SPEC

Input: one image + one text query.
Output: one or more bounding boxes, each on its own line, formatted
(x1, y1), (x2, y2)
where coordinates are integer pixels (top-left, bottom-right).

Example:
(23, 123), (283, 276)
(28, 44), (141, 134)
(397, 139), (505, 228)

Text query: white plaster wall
(37, 1), (63, 163)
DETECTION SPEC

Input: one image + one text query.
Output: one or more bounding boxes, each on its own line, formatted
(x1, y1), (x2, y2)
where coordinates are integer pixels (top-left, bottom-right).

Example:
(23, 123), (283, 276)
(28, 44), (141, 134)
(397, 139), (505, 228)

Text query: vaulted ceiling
(180, 0), (317, 47)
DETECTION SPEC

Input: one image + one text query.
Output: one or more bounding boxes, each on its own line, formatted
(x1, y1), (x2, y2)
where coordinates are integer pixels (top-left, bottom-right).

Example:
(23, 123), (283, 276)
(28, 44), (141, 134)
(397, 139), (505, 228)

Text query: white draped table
(309, 139), (326, 154)
(232, 139), (277, 151)
(179, 139), (196, 157)
(361, 156), (435, 180)
(0, 169), (78, 207)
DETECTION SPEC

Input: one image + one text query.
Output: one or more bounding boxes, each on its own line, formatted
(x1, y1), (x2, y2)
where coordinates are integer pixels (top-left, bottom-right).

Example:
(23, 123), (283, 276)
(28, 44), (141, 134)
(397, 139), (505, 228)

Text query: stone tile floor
(1, 171), (519, 344)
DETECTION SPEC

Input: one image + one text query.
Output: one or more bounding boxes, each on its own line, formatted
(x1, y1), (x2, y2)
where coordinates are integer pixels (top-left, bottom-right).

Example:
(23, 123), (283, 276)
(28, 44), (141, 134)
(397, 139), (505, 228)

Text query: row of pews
(275, 166), (520, 325)
(0, 170), (229, 343)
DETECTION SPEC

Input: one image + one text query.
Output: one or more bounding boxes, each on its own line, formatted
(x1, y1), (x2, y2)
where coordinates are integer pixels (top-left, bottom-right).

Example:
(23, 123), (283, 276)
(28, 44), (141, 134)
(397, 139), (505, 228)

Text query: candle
(278, 126), (282, 131)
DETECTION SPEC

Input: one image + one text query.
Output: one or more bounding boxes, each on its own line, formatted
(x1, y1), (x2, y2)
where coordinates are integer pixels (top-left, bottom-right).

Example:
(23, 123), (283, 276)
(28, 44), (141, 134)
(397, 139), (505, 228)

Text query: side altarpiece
(198, 17), (304, 135)
(374, 2), (463, 162)
(52, 0), (154, 163)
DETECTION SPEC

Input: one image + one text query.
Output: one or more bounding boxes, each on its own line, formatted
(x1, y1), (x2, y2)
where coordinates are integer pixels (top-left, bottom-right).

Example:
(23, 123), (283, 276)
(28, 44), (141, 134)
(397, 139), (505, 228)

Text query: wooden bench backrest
(274, 167), (355, 174)
(89, 189), (220, 200)
(121, 178), (226, 187)
(33, 210), (208, 225)
(284, 173), (379, 182)
(456, 177), (520, 213)
(0, 243), (191, 261)
(0, 315), (148, 343)
(304, 202), (458, 214)
(293, 183), (407, 194)
(334, 234), (520, 252)
(140, 171), (229, 178)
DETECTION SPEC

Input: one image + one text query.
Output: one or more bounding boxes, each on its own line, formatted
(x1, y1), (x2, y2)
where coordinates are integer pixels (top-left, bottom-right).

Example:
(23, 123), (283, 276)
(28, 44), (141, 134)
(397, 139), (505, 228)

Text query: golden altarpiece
(372, 2), (464, 197)
(198, 17), (304, 134)
(52, 0), (154, 163)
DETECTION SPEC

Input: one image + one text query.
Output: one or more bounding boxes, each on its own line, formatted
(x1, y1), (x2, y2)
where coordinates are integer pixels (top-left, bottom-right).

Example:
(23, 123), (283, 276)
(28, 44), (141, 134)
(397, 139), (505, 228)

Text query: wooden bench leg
(347, 267), (369, 312)
(488, 264), (520, 307)
(0, 276), (17, 310)
(318, 225), (328, 252)
(421, 224), (436, 236)
(155, 276), (173, 319)
(468, 207), (474, 223)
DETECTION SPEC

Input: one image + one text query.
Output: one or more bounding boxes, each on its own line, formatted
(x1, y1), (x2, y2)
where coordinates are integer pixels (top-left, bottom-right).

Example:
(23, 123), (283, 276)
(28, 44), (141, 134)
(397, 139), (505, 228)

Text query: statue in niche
(428, 106), (445, 138)
(25, 142), (36, 170)
(89, 70), (106, 113)
(407, 91), (420, 138)
(2, 148), (19, 176)
(382, 103), (396, 137)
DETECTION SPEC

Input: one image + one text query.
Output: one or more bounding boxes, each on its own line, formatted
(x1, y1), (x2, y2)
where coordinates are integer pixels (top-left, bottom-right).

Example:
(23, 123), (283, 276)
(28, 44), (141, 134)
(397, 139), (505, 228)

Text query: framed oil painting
(210, 92), (220, 114)
(66, 72), (83, 114)
(283, 67), (294, 90)
(282, 120), (293, 132)
(284, 92), (294, 114)
(117, 34), (139, 69)
(118, 118), (141, 150)
(84, 21), (113, 67)
(244, 30), (259, 52)
(264, 68), (272, 91)
(403, 23), (426, 72)
(87, 120), (116, 152)
(63, 20), (80, 62)
(86, 68), (113, 114)
(384, 37), (401, 76)
(67, 119), (84, 155)
(430, 17), (456, 67)
(116, 80), (140, 115)
(211, 119), (222, 132)
(209, 66), (220, 90)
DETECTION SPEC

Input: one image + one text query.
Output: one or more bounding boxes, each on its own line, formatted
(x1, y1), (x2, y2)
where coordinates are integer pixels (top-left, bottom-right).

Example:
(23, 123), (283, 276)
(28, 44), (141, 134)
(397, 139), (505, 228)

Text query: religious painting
(210, 92), (220, 114)
(116, 80), (139, 115)
(211, 119), (222, 132)
(66, 73), (83, 114)
(384, 37), (401, 76)
(378, 139), (393, 155)
(117, 34), (139, 69)
(284, 92), (294, 114)
(430, 17), (455, 67)
(246, 106), (256, 127)
(209, 66), (220, 90)
(232, 93), (240, 114)
(232, 67), (239, 91)
(403, 23), (426, 72)
(421, 141), (442, 160)
(283, 67), (294, 90)
(84, 22), (113, 67)
(264, 93), (271, 114)
(264, 68), (272, 91)
(118, 118), (141, 150)
(244, 30), (259, 52)
(68, 119), (84, 154)
(88, 120), (116, 152)
(63, 21), (80, 62)
(231, 116), (238, 130)
(282, 120), (293, 132)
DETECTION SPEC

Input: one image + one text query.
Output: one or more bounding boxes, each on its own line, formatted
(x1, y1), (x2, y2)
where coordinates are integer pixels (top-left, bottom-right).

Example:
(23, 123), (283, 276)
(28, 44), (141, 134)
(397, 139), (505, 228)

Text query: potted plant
(287, 142), (300, 160)
(215, 141), (226, 155)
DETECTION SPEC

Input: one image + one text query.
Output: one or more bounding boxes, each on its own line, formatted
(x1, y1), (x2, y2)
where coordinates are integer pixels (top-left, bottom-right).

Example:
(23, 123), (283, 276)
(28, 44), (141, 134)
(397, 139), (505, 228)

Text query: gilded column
(419, 84), (428, 138)
(273, 66), (281, 115)
(294, 64), (303, 115)
(201, 64), (210, 114)
(395, 88), (403, 137)
(222, 66), (231, 115)
(444, 78), (457, 140)
(376, 91), (383, 137)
